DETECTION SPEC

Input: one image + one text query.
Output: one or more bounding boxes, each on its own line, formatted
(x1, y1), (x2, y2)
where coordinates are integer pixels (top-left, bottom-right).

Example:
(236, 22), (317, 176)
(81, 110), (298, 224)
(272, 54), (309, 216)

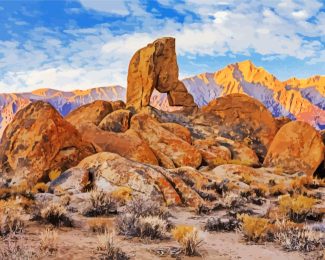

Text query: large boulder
(98, 109), (131, 133)
(65, 100), (113, 128)
(78, 152), (213, 209)
(77, 123), (159, 165)
(263, 121), (324, 176)
(130, 113), (202, 168)
(160, 122), (192, 144)
(126, 37), (196, 110)
(198, 94), (278, 160)
(0, 101), (94, 184)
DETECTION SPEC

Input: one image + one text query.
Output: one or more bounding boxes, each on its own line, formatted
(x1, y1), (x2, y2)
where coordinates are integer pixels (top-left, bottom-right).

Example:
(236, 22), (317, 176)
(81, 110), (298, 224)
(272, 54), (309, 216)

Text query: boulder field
(0, 37), (324, 207)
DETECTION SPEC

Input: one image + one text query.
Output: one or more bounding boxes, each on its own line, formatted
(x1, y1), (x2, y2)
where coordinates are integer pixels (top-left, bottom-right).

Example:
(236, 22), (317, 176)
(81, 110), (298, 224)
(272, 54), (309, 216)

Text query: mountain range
(0, 60), (324, 138)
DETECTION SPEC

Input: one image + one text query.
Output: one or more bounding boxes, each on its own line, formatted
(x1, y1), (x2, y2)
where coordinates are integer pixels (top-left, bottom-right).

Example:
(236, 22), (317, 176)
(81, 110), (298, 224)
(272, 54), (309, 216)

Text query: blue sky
(0, 0), (324, 92)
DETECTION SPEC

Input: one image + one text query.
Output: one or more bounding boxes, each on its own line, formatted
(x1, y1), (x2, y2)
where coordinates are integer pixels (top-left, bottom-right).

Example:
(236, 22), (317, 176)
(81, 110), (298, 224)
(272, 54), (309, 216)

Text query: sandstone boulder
(0, 101), (94, 184)
(275, 117), (292, 130)
(77, 123), (159, 165)
(98, 109), (131, 133)
(49, 168), (90, 195)
(78, 152), (214, 209)
(65, 100), (113, 128)
(130, 113), (202, 168)
(161, 122), (192, 143)
(111, 100), (126, 111)
(126, 37), (196, 110)
(199, 94), (278, 160)
(263, 121), (324, 176)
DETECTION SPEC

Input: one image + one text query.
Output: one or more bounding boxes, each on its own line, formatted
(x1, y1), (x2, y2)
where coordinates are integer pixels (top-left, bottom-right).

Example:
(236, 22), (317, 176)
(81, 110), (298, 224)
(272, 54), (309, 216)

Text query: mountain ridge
(0, 60), (324, 138)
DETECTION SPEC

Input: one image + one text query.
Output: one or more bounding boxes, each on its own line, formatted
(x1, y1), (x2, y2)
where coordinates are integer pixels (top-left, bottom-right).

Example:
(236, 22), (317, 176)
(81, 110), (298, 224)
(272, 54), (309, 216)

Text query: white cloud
(78, 0), (130, 15)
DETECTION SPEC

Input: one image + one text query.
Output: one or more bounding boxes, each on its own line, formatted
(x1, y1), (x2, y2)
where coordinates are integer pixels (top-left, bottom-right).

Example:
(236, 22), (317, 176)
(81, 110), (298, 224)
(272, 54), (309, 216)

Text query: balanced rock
(0, 101), (94, 184)
(200, 94), (278, 160)
(130, 113), (202, 168)
(263, 121), (324, 176)
(99, 109), (131, 133)
(65, 100), (113, 128)
(126, 37), (196, 110)
(77, 123), (158, 165)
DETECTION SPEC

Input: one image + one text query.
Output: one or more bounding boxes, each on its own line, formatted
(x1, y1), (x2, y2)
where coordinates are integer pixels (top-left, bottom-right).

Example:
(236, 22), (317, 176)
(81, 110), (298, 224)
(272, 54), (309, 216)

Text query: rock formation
(130, 113), (202, 168)
(197, 93), (278, 160)
(98, 109), (131, 133)
(126, 37), (196, 110)
(65, 100), (113, 128)
(0, 101), (94, 184)
(263, 121), (324, 176)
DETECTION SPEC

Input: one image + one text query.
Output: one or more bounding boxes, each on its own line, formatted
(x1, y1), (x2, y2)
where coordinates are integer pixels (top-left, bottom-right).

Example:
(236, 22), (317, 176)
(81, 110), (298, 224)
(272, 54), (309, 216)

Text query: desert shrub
(97, 230), (129, 260)
(0, 200), (25, 236)
(40, 203), (72, 227)
(31, 182), (48, 194)
(116, 198), (170, 239)
(222, 193), (246, 209)
(124, 198), (167, 218)
(172, 225), (202, 256)
(239, 172), (253, 185)
(275, 226), (323, 252)
(110, 187), (132, 205)
(83, 189), (117, 217)
(239, 214), (272, 242)
(0, 234), (39, 259)
(251, 183), (269, 197)
(88, 218), (111, 233)
(138, 216), (168, 239)
(278, 195), (317, 222)
(269, 181), (288, 196)
(39, 228), (58, 254)
(205, 217), (239, 232)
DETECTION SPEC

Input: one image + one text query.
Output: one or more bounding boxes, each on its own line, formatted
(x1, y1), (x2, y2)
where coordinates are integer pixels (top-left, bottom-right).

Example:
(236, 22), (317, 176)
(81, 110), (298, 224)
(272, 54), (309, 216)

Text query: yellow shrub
(278, 195), (317, 222)
(251, 183), (269, 197)
(87, 218), (111, 233)
(172, 225), (201, 256)
(239, 214), (272, 242)
(240, 172), (253, 185)
(110, 187), (132, 204)
(32, 182), (49, 193)
(269, 181), (288, 196)
(49, 169), (61, 181)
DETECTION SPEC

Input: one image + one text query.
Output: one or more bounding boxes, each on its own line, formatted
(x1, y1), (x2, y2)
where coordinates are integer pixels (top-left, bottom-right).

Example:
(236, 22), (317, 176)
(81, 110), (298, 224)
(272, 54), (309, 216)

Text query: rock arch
(126, 37), (197, 110)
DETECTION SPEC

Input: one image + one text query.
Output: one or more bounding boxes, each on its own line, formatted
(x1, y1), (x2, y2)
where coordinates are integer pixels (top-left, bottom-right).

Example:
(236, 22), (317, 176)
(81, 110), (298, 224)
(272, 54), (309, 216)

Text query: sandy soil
(1, 207), (319, 260)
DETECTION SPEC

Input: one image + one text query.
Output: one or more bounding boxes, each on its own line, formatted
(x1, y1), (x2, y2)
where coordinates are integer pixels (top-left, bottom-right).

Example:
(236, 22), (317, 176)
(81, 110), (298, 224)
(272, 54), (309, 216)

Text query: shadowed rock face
(198, 93), (278, 160)
(263, 121), (324, 176)
(0, 101), (95, 184)
(126, 37), (196, 110)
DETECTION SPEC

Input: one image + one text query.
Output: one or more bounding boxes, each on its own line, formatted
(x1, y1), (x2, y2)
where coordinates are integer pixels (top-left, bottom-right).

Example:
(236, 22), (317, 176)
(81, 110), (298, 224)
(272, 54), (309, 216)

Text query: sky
(0, 0), (324, 93)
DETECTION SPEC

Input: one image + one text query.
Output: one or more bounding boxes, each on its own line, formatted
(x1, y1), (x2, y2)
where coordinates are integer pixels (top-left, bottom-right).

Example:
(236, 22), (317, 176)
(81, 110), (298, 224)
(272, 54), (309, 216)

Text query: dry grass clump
(49, 169), (61, 181)
(250, 183), (269, 197)
(31, 182), (49, 194)
(0, 181), (34, 200)
(172, 225), (202, 256)
(96, 230), (129, 260)
(138, 216), (168, 239)
(274, 221), (323, 252)
(83, 189), (117, 217)
(40, 203), (72, 227)
(39, 228), (59, 254)
(0, 200), (25, 236)
(205, 217), (239, 232)
(87, 218), (111, 233)
(0, 234), (39, 259)
(239, 214), (273, 242)
(278, 195), (318, 222)
(269, 181), (289, 196)
(116, 198), (169, 240)
(110, 187), (132, 205)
